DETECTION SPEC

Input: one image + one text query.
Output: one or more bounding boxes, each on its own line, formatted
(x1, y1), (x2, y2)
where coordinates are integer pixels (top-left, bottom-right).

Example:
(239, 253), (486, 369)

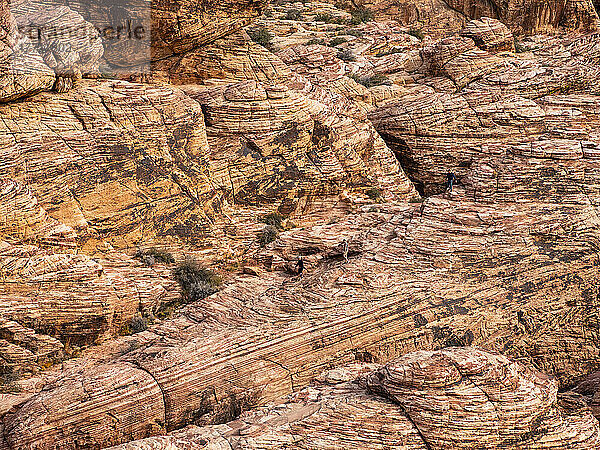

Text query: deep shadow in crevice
(379, 132), (426, 197)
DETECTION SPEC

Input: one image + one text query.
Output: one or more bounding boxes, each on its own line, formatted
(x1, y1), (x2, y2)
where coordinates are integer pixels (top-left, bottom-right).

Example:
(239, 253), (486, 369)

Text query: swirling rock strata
(356, 0), (599, 34)
(0, 0), (55, 102)
(4, 187), (600, 447)
(111, 348), (600, 449)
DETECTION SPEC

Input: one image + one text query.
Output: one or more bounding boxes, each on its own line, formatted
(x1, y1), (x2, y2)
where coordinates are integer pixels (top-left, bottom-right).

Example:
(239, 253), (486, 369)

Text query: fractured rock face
(367, 348), (600, 448)
(0, 80), (212, 244)
(0, 177), (178, 361)
(4, 187), (600, 446)
(460, 17), (515, 52)
(106, 348), (600, 449)
(358, 0), (599, 34)
(12, 0), (104, 91)
(183, 79), (416, 207)
(59, 0), (269, 67)
(0, 0), (55, 102)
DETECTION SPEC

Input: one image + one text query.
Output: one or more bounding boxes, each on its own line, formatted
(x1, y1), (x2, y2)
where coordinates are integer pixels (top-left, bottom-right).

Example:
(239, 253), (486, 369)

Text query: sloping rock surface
(111, 348), (600, 449)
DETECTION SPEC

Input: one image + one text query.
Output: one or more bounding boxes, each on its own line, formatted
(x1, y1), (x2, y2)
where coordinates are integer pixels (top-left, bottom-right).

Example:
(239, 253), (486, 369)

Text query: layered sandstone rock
(460, 17), (515, 52)
(60, 0), (269, 66)
(4, 183), (600, 446)
(0, 0), (54, 101)
(0, 177), (178, 370)
(0, 0), (600, 449)
(576, 371), (600, 419)
(369, 32), (600, 196)
(12, 0), (104, 90)
(357, 0), (599, 34)
(109, 348), (600, 449)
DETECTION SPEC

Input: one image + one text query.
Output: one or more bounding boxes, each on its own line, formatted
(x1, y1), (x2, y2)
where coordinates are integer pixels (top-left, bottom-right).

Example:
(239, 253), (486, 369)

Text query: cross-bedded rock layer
(107, 348), (600, 449)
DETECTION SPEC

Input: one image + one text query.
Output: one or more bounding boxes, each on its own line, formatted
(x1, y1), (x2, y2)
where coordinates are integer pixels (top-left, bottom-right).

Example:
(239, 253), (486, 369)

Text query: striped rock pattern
(12, 0), (104, 89)
(61, 0), (269, 66)
(0, 0), (55, 102)
(0, 177), (178, 372)
(460, 17), (515, 52)
(369, 33), (600, 197)
(356, 0), (598, 35)
(4, 188), (600, 446)
(182, 80), (416, 206)
(110, 349), (600, 449)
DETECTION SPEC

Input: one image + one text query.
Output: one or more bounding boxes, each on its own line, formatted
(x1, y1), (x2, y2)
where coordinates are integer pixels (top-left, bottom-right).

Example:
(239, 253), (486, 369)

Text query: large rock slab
(3, 188), (600, 446)
(357, 0), (599, 34)
(110, 348), (600, 449)
(0, 0), (55, 102)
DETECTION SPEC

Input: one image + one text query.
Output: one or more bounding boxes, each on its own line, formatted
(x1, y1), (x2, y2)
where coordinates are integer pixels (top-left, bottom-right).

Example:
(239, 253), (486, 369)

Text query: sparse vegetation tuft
(365, 187), (383, 201)
(284, 8), (302, 20)
(407, 28), (425, 40)
(261, 212), (286, 230)
(248, 27), (274, 50)
(349, 73), (390, 88)
(135, 247), (175, 266)
(338, 49), (356, 61)
(329, 36), (348, 47)
(258, 225), (279, 247)
(172, 259), (222, 303)
(350, 7), (374, 25)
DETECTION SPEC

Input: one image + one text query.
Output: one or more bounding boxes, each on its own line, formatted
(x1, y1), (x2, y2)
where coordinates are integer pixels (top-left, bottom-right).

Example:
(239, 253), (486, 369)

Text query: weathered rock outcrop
(1, 0), (600, 448)
(59, 0), (269, 66)
(0, 176), (178, 367)
(369, 33), (600, 197)
(357, 0), (599, 34)
(460, 17), (514, 52)
(13, 0), (104, 89)
(4, 184), (600, 447)
(0, 0), (55, 101)
(110, 348), (600, 449)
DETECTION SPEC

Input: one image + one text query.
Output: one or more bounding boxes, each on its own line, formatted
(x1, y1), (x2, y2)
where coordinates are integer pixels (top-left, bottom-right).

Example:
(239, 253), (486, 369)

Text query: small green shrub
(350, 7), (374, 24)
(172, 259), (222, 303)
(261, 212), (285, 230)
(307, 37), (326, 46)
(135, 247), (175, 266)
(514, 38), (529, 53)
(338, 49), (356, 61)
(376, 47), (403, 57)
(407, 28), (425, 40)
(365, 187), (383, 201)
(258, 225), (279, 247)
(248, 27), (274, 50)
(120, 313), (150, 335)
(314, 13), (346, 24)
(314, 12), (333, 22)
(344, 29), (364, 38)
(284, 8), (302, 20)
(349, 73), (390, 88)
(329, 36), (348, 47)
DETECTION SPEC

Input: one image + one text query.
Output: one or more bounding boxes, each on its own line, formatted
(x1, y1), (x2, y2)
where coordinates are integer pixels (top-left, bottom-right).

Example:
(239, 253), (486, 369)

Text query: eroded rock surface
(0, 0), (54, 101)
(109, 348), (600, 449)
(0, 0), (600, 448)
(356, 0), (599, 34)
